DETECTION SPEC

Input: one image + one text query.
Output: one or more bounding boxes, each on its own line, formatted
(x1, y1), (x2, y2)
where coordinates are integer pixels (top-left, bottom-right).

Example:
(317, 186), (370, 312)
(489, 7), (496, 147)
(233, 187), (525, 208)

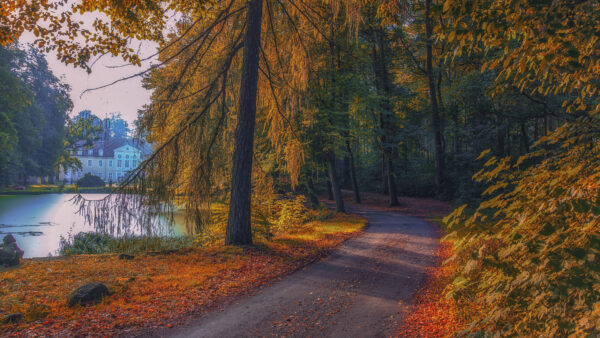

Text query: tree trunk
(225, 0), (263, 246)
(425, 0), (444, 195)
(346, 140), (361, 204)
(306, 174), (320, 209)
(325, 13), (345, 213)
(326, 177), (334, 200)
(386, 149), (399, 206)
(452, 109), (459, 154)
(381, 152), (388, 193)
(327, 152), (345, 213)
(520, 122), (530, 154)
(370, 27), (399, 204)
(341, 156), (350, 187)
(496, 111), (505, 157)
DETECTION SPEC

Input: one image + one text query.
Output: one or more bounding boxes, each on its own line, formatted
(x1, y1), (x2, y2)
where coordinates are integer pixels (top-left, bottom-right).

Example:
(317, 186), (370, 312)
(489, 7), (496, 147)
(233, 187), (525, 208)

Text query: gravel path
(166, 206), (440, 338)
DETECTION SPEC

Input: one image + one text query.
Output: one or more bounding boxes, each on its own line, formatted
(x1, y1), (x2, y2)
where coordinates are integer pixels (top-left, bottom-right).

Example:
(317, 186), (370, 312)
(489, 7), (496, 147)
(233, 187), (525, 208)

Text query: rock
(3, 235), (16, 245)
(0, 235), (24, 267)
(2, 313), (23, 324)
(67, 282), (109, 307)
(119, 253), (135, 260)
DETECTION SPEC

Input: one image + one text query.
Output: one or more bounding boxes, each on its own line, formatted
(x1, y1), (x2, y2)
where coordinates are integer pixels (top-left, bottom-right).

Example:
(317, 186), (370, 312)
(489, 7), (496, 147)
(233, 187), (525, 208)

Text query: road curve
(166, 206), (440, 337)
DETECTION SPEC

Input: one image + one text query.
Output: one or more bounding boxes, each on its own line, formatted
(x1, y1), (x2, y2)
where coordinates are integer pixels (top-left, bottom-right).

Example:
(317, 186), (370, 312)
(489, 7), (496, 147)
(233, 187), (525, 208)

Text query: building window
(118, 160), (122, 168)
(87, 160), (92, 166)
(88, 149), (93, 155)
(125, 154), (129, 159)
(98, 172), (103, 179)
(99, 149), (104, 156)
(108, 160), (112, 167)
(99, 160), (102, 167)
(133, 160), (138, 167)
(125, 160), (129, 168)
(108, 173), (112, 180)
(118, 154), (122, 159)
(77, 150), (82, 155)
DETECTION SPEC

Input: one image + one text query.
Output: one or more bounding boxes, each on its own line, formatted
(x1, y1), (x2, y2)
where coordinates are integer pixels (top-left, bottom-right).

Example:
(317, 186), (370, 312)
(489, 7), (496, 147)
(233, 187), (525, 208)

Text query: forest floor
(336, 189), (453, 218)
(0, 213), (366, 337)
(152, 201), (446, 338)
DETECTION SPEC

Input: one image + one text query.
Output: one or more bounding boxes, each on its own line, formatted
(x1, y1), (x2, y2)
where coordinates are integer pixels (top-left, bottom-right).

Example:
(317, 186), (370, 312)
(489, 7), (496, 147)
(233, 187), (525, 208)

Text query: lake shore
(1, 185), (113, 195)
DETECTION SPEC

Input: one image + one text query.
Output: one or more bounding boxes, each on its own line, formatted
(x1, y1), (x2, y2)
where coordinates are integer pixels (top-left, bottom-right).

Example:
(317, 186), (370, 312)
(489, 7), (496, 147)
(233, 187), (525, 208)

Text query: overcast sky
(19, 33), (158, 127)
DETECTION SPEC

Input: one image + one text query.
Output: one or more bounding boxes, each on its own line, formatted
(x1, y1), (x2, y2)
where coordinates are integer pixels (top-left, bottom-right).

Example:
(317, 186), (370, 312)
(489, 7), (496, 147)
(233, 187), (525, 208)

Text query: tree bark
(374, 28), (399, 206)
(225, 0), (263, 246)
(386, 149), (399, 206)
(306, 175), (320, 209)
(425, 0), (444, 195)
(326, 177), (334, 200)
(520, 122), (530, 154)
(327, 152), (345, 213)
(326, 14), (345, 213)
(496, 111), (505, 157)
(381, 152), (387, 194)
(346, 140), (361, 204)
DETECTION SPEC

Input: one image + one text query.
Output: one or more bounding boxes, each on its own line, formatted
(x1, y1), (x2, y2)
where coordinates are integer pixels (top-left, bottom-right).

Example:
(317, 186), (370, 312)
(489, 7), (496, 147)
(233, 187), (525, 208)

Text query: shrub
(274, 195), (308, 231)
(59, 232), (194, 255)
(76, 174), (105, 188)
(445, 123), (600, 336)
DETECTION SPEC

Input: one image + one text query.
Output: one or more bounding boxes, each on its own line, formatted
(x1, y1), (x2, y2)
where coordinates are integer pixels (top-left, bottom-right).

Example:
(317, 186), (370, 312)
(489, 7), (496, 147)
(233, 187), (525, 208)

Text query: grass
(0, 212), (366, 336)
(58, 232), (195, 256)
(1, 184), (113, 194)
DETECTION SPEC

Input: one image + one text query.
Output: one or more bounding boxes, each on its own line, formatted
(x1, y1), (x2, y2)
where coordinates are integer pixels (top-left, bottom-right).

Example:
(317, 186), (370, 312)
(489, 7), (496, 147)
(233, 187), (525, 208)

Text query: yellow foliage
(445, 120), (600, 335)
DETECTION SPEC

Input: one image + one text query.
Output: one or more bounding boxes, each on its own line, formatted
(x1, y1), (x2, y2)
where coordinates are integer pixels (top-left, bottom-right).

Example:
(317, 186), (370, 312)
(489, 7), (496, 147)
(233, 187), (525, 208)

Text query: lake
(0, 194), (186, 258)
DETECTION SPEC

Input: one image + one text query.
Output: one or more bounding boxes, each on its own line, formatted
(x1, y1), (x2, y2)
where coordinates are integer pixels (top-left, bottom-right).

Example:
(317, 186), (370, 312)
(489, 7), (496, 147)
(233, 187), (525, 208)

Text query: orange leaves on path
(0, 213), (366, 337)
(396, 241), (463, 338)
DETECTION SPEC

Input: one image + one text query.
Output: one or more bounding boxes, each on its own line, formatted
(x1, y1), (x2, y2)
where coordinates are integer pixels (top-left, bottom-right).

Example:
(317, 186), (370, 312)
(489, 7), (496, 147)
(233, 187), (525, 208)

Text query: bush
(76, 174), (105, 188)
(59, 232), (194, 255)
(445, 123), (600, 336)
(274, 195), (308, 231)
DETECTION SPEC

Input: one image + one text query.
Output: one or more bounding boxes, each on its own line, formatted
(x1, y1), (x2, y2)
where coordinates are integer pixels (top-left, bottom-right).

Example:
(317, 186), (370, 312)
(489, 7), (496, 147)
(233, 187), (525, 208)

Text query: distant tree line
(0, 45), (72, 186)
(73, 110), (131, 140)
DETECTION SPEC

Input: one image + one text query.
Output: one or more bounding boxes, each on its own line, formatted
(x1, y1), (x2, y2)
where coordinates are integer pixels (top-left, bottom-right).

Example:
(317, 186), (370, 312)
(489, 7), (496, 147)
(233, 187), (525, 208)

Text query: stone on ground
(2, 313), (23, 324)
(0, 234), (24, 267)
(68, 282), (110, 307)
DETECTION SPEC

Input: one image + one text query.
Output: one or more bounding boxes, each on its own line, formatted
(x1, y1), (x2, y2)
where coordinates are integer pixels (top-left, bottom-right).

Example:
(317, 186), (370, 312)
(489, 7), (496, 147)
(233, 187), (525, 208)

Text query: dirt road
(165, 206), (440, 337)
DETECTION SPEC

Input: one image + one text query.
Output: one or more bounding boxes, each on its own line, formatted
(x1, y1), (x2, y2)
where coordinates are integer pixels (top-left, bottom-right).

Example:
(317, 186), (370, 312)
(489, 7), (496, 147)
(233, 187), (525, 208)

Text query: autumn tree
(442, 0), (600, 334)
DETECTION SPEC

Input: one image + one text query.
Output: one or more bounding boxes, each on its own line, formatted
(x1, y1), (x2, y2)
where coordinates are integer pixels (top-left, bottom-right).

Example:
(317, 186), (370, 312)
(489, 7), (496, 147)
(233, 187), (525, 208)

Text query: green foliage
(0, 45), (71, 187)
(76, 174), (105, 188)
(59, 232), (194, 255)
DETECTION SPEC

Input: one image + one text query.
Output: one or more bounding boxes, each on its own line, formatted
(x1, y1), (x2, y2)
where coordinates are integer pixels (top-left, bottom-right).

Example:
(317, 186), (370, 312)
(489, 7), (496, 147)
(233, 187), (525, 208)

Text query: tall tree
(424, 0), (445, 194)
(225, 0), (264, 245)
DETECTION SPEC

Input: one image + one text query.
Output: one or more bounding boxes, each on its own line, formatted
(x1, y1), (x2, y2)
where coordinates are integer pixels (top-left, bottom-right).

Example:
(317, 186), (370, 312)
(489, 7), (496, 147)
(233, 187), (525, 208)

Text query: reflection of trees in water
(72, 193), (178, 237)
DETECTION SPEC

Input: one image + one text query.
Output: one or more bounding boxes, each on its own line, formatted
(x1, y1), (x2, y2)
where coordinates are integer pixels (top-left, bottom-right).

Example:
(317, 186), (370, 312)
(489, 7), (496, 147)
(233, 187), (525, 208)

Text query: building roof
(76, 137), (151, 158)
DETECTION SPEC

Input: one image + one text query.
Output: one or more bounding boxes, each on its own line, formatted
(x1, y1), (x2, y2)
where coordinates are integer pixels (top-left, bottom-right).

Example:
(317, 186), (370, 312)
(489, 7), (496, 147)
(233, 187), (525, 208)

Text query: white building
(62, 139), (149, 183)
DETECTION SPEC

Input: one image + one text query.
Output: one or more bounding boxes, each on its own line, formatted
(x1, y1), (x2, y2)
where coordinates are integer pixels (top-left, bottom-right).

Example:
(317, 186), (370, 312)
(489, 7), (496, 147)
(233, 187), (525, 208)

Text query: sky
(19, 32), (158, 127)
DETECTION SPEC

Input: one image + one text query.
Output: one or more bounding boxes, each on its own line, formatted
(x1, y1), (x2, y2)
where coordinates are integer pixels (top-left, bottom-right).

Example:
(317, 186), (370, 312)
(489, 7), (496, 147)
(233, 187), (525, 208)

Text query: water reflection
(0, 194), (186, 258)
